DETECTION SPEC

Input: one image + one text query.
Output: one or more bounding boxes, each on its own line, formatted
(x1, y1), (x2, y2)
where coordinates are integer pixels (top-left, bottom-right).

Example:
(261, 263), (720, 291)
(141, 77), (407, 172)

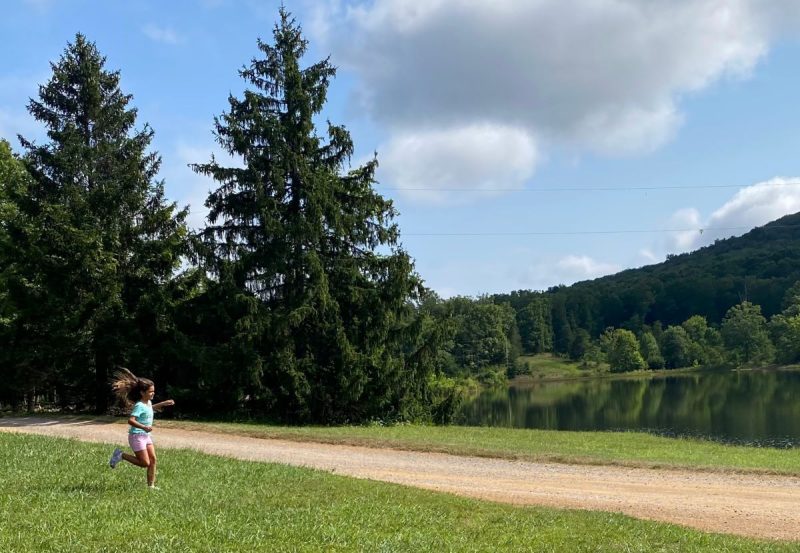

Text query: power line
(378, 182), (800, 193)
(403, 224), (800, 237)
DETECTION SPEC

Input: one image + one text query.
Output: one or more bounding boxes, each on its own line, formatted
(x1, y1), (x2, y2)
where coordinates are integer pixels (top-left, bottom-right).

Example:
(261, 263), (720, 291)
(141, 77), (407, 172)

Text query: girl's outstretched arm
(153, 399), (175, 411)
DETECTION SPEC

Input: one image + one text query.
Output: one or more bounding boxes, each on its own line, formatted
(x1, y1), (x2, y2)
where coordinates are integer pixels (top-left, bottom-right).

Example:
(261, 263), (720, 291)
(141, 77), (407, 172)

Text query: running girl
(108, 368), (175, 489)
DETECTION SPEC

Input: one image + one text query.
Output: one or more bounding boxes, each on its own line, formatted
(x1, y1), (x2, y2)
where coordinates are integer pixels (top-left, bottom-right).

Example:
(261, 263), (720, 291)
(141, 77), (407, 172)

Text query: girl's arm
(153, 399), (175, 411)
(128, 416), (152, 433)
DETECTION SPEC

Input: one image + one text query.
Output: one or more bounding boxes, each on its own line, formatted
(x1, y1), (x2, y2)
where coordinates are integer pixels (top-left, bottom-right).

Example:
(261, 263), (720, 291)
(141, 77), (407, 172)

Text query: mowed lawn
(158, 419), (800, 476)
(516, 353), (603, 378)
(0, 433), (796, 552)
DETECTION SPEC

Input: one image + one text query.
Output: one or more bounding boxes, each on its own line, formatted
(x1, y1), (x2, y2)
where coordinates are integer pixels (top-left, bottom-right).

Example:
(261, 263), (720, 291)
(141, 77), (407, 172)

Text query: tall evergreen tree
(13, 35), (189, 411)
(0, 139), (34, 408)
(193, 10), (432, 422)
(0, 139), (26, 323)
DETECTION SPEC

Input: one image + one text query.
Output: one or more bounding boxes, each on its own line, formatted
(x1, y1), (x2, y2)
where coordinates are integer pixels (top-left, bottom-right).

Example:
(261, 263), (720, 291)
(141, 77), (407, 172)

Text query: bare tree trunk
(26, 387), (35, 413)
(95, 352), (108, 414)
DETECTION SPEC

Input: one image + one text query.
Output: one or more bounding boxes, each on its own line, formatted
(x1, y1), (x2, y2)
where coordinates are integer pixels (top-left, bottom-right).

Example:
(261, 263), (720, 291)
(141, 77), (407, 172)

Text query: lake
(455, 369), (800, 447)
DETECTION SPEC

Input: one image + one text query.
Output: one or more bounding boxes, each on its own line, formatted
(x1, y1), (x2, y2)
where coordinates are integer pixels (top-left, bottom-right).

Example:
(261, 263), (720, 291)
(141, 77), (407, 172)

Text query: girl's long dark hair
(110, 368), (153, 408)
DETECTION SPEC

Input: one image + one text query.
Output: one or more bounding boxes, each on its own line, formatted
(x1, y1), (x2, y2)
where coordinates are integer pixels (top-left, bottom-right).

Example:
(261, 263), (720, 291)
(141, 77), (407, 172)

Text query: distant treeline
(3, 11), (800, 424)
(431, 216), (800, 379)
(432, 292), (800, 379)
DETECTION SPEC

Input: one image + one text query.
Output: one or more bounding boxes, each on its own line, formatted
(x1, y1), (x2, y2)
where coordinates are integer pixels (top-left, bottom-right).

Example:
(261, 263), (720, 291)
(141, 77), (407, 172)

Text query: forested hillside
(494, 213), (800, 348)
(429, 214), (800, 379)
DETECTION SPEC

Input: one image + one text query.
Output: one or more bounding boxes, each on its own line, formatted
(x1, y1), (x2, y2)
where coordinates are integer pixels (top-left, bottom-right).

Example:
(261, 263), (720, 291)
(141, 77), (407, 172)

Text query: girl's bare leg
(122, 448), (150, 469)
(146, 444), (157, 486)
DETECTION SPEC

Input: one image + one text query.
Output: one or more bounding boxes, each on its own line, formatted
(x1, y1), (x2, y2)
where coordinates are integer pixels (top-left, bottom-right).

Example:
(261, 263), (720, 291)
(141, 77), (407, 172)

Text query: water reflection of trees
(456, 371), (800, 445)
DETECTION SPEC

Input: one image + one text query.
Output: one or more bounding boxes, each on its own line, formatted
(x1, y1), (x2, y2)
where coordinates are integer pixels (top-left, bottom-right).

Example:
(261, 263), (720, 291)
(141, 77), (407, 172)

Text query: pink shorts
(128, 433), (153, 452)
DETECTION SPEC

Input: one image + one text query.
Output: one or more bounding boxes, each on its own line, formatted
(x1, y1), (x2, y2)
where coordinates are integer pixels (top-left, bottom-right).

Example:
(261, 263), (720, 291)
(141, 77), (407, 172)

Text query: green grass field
(514, 353), (709, 381)
(156, 419), (800, 476)
(0, 432), (795, 552)
(515, 353), (605, 379)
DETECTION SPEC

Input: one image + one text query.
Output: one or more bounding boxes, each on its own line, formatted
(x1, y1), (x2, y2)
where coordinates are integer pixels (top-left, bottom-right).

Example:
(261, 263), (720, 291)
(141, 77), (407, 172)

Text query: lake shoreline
(464, 363), (800, 447)
(512, 361), (800, 386)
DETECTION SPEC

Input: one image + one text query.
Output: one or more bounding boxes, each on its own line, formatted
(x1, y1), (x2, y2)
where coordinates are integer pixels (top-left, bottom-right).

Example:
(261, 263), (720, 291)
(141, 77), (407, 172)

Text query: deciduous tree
(607, 329), (646, 372)
(721, 302), (774, 366)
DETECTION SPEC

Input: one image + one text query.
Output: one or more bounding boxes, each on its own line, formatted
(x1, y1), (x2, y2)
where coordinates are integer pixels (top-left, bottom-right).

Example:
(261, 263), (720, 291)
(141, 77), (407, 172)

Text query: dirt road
(1, 417), (798, 541)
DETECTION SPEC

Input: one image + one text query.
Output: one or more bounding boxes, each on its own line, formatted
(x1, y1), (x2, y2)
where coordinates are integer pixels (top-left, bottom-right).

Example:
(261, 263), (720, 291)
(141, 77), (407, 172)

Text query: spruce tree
(14, 35), (189, 411)
(194, 9), (431, 422)
(0, 139), (34, 408)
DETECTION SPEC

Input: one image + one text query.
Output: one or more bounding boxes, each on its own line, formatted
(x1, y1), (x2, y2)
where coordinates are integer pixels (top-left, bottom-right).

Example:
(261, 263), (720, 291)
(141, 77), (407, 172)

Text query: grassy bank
(515, 353), (603, 379)
(516, 354), (800, 382)
(514, 353), (711, 381)
(0, 432), (794, 552)
(150, 419), (800, 476)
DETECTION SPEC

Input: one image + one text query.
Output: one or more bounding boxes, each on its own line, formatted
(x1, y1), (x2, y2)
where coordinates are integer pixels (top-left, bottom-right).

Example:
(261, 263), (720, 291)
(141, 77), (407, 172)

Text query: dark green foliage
(3, 35), (189, 411)
(0, 139), (32, 407)
(515, 296), (553, 353)
(660, 326), (692, 369)
(568, 328), (592, 361)
(721, 302), (774, 366)
(440, 297), (518, 374)
(769, 314), (800, 364)
(781, 280), (800, 314)
(551, 295), (573, 354)
(190, 10), (434, 422)
(638, 331), (664, 370)
(769, 288), (800, 364)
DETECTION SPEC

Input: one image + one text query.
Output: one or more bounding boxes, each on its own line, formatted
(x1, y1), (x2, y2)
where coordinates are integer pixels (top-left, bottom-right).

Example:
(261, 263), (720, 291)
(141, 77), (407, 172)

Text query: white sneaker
(109, 447), (123, 468)
(148, 485), (160, 490)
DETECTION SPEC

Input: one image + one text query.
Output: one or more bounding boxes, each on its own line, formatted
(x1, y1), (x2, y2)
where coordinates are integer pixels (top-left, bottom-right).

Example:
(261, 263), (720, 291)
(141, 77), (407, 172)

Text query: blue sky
(4, 0), (800, 297)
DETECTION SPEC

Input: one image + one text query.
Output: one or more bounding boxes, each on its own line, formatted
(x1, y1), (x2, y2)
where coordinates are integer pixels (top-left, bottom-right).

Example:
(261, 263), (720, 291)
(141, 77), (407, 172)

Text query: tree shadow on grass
(0, 415), (119, 428)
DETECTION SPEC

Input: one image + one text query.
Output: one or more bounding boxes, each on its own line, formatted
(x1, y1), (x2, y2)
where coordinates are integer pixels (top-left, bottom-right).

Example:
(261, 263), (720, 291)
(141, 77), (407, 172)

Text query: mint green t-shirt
(129, 401), (154, 434)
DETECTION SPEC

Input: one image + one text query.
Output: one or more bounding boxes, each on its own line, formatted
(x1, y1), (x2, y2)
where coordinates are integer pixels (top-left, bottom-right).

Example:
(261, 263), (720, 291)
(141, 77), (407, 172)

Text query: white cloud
(512, 253), (620, 291)
(707, 177), (800, 232)
(142, 24), (183, 45)
(667, 207), (703, 252)
(309, 0), (800, 205)
(573, 103), (683, 157)
(555, 255), (620, 281)
(660, 177), (800, 255)
(639, 248), (658, 263)
(379, 123), (539, 204)
(324, 0), (777, 157)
